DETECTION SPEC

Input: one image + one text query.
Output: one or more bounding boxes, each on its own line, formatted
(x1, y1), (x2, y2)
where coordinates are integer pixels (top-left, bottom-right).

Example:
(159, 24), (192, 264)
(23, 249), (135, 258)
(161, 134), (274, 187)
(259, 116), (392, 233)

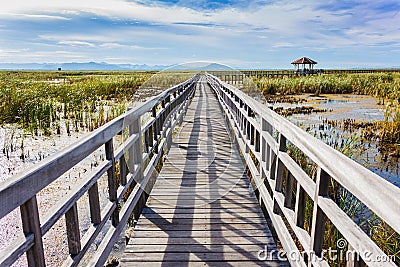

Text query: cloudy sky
(0, 0), (399, 68)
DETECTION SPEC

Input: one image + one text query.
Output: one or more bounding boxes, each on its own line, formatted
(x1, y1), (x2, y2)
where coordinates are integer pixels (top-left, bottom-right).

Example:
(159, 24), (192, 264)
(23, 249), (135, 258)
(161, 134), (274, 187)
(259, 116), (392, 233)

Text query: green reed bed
(0, 71), (156, 136)
(254, 73), (400, 144)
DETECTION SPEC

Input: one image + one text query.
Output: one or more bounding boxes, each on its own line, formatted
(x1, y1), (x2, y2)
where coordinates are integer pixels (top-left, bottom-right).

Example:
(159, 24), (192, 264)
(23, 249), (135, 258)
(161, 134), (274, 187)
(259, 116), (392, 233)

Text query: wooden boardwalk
(121, 77), (285, 266)
(1, 74), (398, 266)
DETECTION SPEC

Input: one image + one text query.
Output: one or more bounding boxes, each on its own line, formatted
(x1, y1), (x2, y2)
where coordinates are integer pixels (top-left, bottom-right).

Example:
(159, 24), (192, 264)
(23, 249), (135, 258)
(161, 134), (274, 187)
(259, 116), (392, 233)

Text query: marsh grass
(254, 73), (400, 145)
(0, 71), (192, 136)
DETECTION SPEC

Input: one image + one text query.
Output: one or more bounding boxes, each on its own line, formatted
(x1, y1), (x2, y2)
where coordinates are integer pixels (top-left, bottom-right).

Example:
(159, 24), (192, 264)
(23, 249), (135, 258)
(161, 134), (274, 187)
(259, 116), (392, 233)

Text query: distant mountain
(0, 62), (170, 71)
(166, 62), (234, 71)
(0, 62), (238, 71)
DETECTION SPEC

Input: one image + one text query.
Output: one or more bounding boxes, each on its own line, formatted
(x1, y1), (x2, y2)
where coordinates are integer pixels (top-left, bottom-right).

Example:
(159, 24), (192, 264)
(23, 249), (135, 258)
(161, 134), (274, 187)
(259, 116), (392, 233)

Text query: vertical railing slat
(347, 244), (365, 267)
(119, 154), (127, 186)
(105, 139), (119, 226)
(88, 182), (101, 225)
(65, 203), (81, 255)
(20, 196), (45, 267)
(310, 167), (330, 257)
(295, 182), (306, 228)
(284, 173), (294, 208)
(130, 117), (144, 220)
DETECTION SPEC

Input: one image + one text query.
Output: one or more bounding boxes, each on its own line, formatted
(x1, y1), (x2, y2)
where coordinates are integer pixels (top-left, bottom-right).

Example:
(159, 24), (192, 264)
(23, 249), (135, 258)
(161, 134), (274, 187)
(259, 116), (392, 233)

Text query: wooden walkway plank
(121, 76), (286, 266)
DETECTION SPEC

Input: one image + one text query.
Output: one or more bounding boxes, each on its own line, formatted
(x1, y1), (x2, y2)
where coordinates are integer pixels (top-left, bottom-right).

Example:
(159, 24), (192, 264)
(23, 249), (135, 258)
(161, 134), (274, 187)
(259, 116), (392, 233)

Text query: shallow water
(273, 94), (399, 186)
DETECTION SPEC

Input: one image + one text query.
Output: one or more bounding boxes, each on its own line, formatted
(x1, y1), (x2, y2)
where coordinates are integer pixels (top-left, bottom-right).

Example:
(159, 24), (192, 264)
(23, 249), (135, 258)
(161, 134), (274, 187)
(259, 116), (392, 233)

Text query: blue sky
(0, 0), (399, 68)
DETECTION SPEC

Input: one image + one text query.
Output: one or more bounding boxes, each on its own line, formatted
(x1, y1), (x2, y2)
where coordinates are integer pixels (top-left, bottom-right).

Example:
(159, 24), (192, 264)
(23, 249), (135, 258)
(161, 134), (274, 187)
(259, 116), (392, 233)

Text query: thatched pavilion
(291, 57), (317, 73)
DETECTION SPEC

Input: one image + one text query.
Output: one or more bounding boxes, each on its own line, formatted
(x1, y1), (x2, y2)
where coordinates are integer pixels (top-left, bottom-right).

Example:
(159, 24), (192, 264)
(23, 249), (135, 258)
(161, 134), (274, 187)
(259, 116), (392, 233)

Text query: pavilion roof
(291, 57), (317, 65)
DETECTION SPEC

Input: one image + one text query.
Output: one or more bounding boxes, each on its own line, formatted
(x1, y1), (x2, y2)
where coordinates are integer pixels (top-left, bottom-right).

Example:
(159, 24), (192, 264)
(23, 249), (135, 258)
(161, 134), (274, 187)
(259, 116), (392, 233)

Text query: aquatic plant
(0, 71), (191, 136)
(253, 73), (400, 145)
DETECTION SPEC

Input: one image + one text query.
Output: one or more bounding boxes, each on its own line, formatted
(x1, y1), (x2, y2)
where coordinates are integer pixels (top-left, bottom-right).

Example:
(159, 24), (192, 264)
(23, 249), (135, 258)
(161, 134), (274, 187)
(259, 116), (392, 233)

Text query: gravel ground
(0, 126), (120, 266)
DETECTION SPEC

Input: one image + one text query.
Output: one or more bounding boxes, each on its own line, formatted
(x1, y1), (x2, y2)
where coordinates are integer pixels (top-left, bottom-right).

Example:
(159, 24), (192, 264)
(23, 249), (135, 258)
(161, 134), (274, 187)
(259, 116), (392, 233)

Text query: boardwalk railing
(208, 69), (400, 83)
(0, 74), (199, 266)
(206, 73), (400, 267)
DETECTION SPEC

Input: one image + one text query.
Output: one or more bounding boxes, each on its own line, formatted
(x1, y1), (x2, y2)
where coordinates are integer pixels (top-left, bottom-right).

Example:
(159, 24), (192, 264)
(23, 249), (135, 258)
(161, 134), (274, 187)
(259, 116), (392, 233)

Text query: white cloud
(59, 41), (96, 47)
(0, 50), (87, 63)
(2, 0), (399, 49)
(0, 0), (399, 67)
(0, 13), (70, 20)
(99, 42), (167, 50)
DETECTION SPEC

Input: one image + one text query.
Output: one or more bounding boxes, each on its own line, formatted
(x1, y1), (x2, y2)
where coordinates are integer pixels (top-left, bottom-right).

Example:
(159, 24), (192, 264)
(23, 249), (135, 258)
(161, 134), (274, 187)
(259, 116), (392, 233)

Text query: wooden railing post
(145, 127), (150, 153)
(105, 139), (119, 226)
(273, 133), (287, 213)
(65, 203), (81, 255)
(284, 173), (294, 208)
(88, 182), (101, 225)
(152, 107), (159, 153)
(347, 244), (365, 267)
(255, 130), (260, 153)
(310, 167), (329, 260)
(119, 154), (128, 186)
(130, 117), (144, 220)
(20, 196), (45, 267)
(261, 118), (268, 174)
(294, 183), (306, 228)
(250, 125), (255, 146)
(273, 133), (286, 181)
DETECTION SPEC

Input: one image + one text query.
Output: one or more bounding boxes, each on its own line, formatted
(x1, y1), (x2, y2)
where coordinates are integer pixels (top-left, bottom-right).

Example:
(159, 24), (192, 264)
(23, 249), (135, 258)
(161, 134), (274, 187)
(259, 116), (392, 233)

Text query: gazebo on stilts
(291, 57), (320, 75)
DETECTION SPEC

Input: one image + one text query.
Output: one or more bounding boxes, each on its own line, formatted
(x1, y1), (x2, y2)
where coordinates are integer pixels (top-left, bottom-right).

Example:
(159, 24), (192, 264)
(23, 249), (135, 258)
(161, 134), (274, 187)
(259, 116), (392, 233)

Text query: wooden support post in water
(105, 139), (119, 226)
(20, 196), (45, 267)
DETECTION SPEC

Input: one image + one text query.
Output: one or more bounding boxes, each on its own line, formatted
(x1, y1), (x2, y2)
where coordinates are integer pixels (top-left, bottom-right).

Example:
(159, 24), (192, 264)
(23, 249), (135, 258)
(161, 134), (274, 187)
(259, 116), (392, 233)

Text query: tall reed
(254, 73), (400, 145)
(0, 71), (188, 135)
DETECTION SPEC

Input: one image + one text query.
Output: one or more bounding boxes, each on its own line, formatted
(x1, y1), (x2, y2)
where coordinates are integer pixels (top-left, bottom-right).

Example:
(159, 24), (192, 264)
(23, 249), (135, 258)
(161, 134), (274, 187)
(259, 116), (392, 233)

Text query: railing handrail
(206, 73), (399, 267)
(215, 76), (400, 231)
(0, 73), (200, 266)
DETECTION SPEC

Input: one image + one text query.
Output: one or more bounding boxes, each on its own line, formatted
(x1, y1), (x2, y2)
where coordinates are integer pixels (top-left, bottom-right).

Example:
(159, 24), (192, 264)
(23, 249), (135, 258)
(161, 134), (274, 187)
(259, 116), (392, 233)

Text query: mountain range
(0, 62), (237, 71)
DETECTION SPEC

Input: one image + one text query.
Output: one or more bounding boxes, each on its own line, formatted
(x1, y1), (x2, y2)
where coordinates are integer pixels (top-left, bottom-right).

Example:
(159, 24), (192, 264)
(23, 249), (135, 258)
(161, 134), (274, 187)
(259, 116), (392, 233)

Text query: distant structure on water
(291, 57), (322, 75)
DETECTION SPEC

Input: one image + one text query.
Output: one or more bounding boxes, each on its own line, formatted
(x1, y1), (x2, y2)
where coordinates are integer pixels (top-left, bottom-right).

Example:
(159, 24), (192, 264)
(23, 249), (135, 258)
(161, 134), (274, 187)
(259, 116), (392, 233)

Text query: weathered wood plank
(136, 217), (267, 225)
(124, 244), (269, 253)
(145, 202), (261, 209)
(141, 212), (265, 218)
(130, 230), (273, 239)
(122, 79), (281, 266)
(121, 261), (286, 267)
(142, 206), (263, 213)
(121, 252), (279, 262)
